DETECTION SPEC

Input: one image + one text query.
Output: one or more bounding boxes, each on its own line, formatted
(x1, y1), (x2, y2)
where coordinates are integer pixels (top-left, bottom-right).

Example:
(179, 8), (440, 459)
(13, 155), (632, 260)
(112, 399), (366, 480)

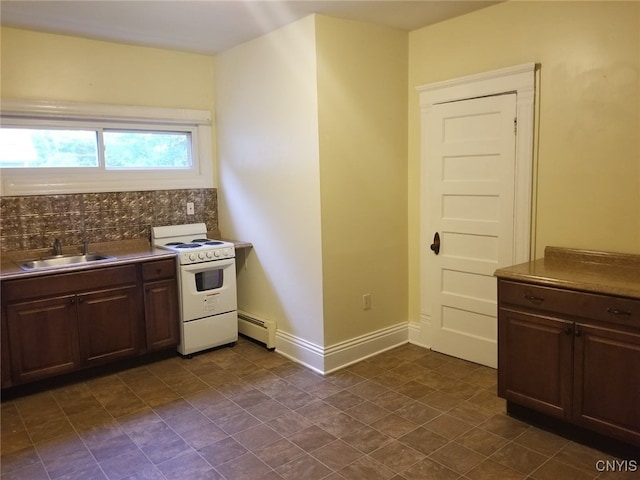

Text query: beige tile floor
(1, 337), (637, 479)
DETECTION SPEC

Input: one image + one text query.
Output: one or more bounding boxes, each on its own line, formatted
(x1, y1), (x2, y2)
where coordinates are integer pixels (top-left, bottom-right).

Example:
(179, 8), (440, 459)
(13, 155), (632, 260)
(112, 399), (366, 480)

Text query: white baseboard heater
(238, 310), (276, 350)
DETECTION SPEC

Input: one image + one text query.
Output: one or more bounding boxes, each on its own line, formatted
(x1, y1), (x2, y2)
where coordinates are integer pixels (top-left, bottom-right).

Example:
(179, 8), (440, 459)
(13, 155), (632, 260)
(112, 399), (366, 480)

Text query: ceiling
(1, 0), (498, 55)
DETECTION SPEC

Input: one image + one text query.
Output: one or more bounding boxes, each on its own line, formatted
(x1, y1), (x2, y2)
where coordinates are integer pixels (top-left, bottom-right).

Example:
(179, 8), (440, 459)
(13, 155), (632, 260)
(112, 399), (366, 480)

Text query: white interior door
(423, 93), (517, 368)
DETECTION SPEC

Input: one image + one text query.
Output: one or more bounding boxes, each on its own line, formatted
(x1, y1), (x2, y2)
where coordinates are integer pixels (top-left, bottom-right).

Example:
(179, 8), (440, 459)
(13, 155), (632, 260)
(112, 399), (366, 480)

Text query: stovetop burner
(151, 223), (236, 264)
(190, 238), (224, 245)
(166, 239), (226, 249)
(173, 243), (201, 249)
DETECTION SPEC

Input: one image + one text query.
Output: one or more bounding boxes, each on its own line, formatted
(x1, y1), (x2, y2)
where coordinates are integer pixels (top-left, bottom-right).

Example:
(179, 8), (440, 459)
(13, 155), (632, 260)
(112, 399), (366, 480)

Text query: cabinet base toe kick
(506, 401), (640, 460)
(1, 348), (177, 400)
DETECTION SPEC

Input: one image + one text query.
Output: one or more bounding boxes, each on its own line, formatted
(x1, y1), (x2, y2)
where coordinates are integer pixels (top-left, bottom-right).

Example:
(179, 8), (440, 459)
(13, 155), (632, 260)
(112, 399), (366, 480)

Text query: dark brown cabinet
(573, 323), (640, 443)
(78, 286), (141, 365)
(6, 294), (81, 384)
(142, 259), (179, 351)
(498, 307), (573, 419)
(1, 258), (179, 388)
(498, 279), (640, 446)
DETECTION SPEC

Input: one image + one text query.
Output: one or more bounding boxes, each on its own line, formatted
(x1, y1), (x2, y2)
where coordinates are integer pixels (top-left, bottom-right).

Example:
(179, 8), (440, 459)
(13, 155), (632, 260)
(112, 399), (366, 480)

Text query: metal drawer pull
(606, 308), (632, 317)
(524, 294), (544, 305)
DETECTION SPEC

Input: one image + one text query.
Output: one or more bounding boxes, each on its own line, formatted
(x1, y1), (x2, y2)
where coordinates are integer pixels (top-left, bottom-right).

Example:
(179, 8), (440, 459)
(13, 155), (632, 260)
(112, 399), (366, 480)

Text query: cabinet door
(77, 286), (141, 365)
(2, 310), (12, 388)
(498, 307), (574, 419)
(6, 295), (81, 384)
(144, 279), (179, 351)
(573, 323), (640, 445)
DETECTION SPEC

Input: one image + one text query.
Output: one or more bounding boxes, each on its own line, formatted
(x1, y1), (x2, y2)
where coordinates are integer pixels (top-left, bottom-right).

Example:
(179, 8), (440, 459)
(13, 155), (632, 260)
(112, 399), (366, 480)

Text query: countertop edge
(494, 269), (640, 300)
(1, 238), (253, 281)
(1, 249), (176, 281)
(495, 247), (640, 300)
(222, 239), (253, 249)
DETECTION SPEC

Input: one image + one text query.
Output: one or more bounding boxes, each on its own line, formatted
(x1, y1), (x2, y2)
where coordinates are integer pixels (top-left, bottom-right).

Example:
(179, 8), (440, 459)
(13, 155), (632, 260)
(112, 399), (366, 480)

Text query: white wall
(214, 16), (326, 348)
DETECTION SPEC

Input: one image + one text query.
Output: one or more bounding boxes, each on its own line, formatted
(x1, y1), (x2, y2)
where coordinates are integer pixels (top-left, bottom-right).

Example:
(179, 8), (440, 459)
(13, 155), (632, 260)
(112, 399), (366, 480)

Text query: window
(0, 128), (99, 168)
(0, 99), (214, 195)
(103, 130), (191, 169)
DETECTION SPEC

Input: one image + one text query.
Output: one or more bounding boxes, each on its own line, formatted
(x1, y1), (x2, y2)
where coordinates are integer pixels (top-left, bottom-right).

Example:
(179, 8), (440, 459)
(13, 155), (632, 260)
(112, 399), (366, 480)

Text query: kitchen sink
(19, 253), (117, 271)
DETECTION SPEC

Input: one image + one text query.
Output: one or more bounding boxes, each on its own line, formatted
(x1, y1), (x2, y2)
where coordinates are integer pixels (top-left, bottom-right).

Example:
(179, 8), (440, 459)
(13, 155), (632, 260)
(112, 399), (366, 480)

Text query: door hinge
(513, 117), (518, 135)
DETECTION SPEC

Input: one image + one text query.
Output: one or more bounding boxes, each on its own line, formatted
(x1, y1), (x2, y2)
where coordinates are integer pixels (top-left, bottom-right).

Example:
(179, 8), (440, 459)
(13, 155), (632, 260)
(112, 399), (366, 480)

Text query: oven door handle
(180, 257), (236, 272)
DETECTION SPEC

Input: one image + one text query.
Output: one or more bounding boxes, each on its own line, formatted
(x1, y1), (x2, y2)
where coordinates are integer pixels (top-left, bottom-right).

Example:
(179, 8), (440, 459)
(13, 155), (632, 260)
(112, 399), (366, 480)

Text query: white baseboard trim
(408, 314), (432, 349)
(274, 322), (410, 375)
(408, 321), (427, 348)
(323, 322), (409, 374)
(275, 330), (325, 374)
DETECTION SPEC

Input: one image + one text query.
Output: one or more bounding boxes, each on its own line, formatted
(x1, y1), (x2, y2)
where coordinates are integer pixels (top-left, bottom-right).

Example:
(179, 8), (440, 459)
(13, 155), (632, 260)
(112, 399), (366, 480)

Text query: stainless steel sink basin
(19, 253), (116, 271)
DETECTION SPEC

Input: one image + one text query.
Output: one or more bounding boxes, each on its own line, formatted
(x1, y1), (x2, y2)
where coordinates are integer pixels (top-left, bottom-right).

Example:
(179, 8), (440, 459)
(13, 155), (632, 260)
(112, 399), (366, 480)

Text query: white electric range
(151, 223), (237, 356)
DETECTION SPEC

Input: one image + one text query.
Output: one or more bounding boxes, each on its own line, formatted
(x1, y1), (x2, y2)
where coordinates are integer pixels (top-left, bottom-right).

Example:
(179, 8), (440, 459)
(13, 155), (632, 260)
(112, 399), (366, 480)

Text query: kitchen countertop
(495, 246), (640, 300)
(0, 237), (253, 281)
(220, 238), (253, 250)
(0, 239), (174, 280)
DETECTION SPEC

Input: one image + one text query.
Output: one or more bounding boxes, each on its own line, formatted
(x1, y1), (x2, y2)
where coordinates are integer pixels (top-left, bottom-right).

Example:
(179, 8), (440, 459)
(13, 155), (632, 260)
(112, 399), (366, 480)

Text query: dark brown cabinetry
(6, 295), (81, 384)
(573, 323), (640, 443)
(498, 279), (640, 446)
(1, 258), (179, 388)
(78, 285), (141, 365)
(142, 259), (179, 351)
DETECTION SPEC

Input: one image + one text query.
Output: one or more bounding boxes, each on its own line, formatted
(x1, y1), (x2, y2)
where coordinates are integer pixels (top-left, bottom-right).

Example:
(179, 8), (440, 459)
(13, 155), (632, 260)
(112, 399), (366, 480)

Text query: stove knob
(198, 252), (205, 260)
(188, 253), (196, 261)
(206, 250), (214, 258)
(214, 250), (221, 258)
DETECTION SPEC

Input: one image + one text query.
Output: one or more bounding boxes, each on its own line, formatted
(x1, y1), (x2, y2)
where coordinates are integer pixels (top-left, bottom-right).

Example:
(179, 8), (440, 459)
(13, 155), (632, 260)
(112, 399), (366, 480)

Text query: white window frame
(0, 99), (215, 196)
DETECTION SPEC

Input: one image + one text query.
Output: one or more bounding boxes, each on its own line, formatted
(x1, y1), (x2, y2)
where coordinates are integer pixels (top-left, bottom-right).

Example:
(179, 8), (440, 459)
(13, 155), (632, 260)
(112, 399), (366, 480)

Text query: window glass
(195, 270), (223, 291)
(104, 130), (192, 169)
(0, 128), (98, 168)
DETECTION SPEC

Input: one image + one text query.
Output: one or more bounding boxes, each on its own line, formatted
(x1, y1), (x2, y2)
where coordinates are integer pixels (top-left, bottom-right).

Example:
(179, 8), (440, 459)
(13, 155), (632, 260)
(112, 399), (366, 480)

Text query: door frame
(416, 63), (536, 349)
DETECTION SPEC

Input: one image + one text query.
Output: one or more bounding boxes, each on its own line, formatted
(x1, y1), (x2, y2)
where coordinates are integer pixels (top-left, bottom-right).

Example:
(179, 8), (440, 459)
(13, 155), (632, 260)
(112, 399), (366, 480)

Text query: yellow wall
(1, 27), (214, 110)
(408, 1), (640, 322)
(315, 16), (408, 345)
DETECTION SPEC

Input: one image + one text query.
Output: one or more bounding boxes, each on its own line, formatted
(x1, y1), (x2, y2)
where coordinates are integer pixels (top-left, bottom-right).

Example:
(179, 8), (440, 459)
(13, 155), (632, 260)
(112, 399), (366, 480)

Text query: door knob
(430, 232), (440, 255)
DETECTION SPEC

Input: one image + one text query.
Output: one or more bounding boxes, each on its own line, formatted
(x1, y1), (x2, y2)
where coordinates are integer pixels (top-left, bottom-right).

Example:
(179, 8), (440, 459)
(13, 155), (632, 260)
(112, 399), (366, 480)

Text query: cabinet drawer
(142, 259), (176, 282)
(2, 265), (137, 302)
(499, 280), (640, 328)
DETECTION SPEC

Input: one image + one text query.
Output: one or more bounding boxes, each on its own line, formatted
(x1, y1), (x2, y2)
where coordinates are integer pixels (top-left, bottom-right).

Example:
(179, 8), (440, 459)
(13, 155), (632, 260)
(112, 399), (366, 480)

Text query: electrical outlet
(362, 294), (371, 310)
(186, 202), (195, 215)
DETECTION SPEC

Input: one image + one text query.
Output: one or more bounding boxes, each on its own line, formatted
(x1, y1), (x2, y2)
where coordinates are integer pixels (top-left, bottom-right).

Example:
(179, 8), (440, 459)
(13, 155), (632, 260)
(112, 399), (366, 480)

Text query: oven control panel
(180, 247), (235, 264)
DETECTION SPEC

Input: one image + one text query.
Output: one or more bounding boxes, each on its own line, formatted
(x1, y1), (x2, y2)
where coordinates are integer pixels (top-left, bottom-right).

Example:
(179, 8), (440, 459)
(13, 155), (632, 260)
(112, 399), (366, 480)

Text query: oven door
(179, 258), (237, 322)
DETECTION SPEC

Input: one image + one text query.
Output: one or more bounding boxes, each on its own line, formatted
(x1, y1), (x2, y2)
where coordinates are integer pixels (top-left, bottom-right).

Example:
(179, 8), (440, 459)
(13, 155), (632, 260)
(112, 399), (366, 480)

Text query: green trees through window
(104, 131), (191, 169)
(0, 128), (192, 169)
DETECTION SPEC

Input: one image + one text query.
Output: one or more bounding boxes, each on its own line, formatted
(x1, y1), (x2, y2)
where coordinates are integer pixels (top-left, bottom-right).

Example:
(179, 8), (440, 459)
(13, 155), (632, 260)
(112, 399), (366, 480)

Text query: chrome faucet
(82, 239), (89, 255)
(52, 238), (62, 256)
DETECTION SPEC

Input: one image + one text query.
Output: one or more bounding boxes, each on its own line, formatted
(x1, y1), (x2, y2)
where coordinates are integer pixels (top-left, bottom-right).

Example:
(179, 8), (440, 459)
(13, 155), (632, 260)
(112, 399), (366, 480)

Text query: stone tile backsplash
(0, 189), (218, 253)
